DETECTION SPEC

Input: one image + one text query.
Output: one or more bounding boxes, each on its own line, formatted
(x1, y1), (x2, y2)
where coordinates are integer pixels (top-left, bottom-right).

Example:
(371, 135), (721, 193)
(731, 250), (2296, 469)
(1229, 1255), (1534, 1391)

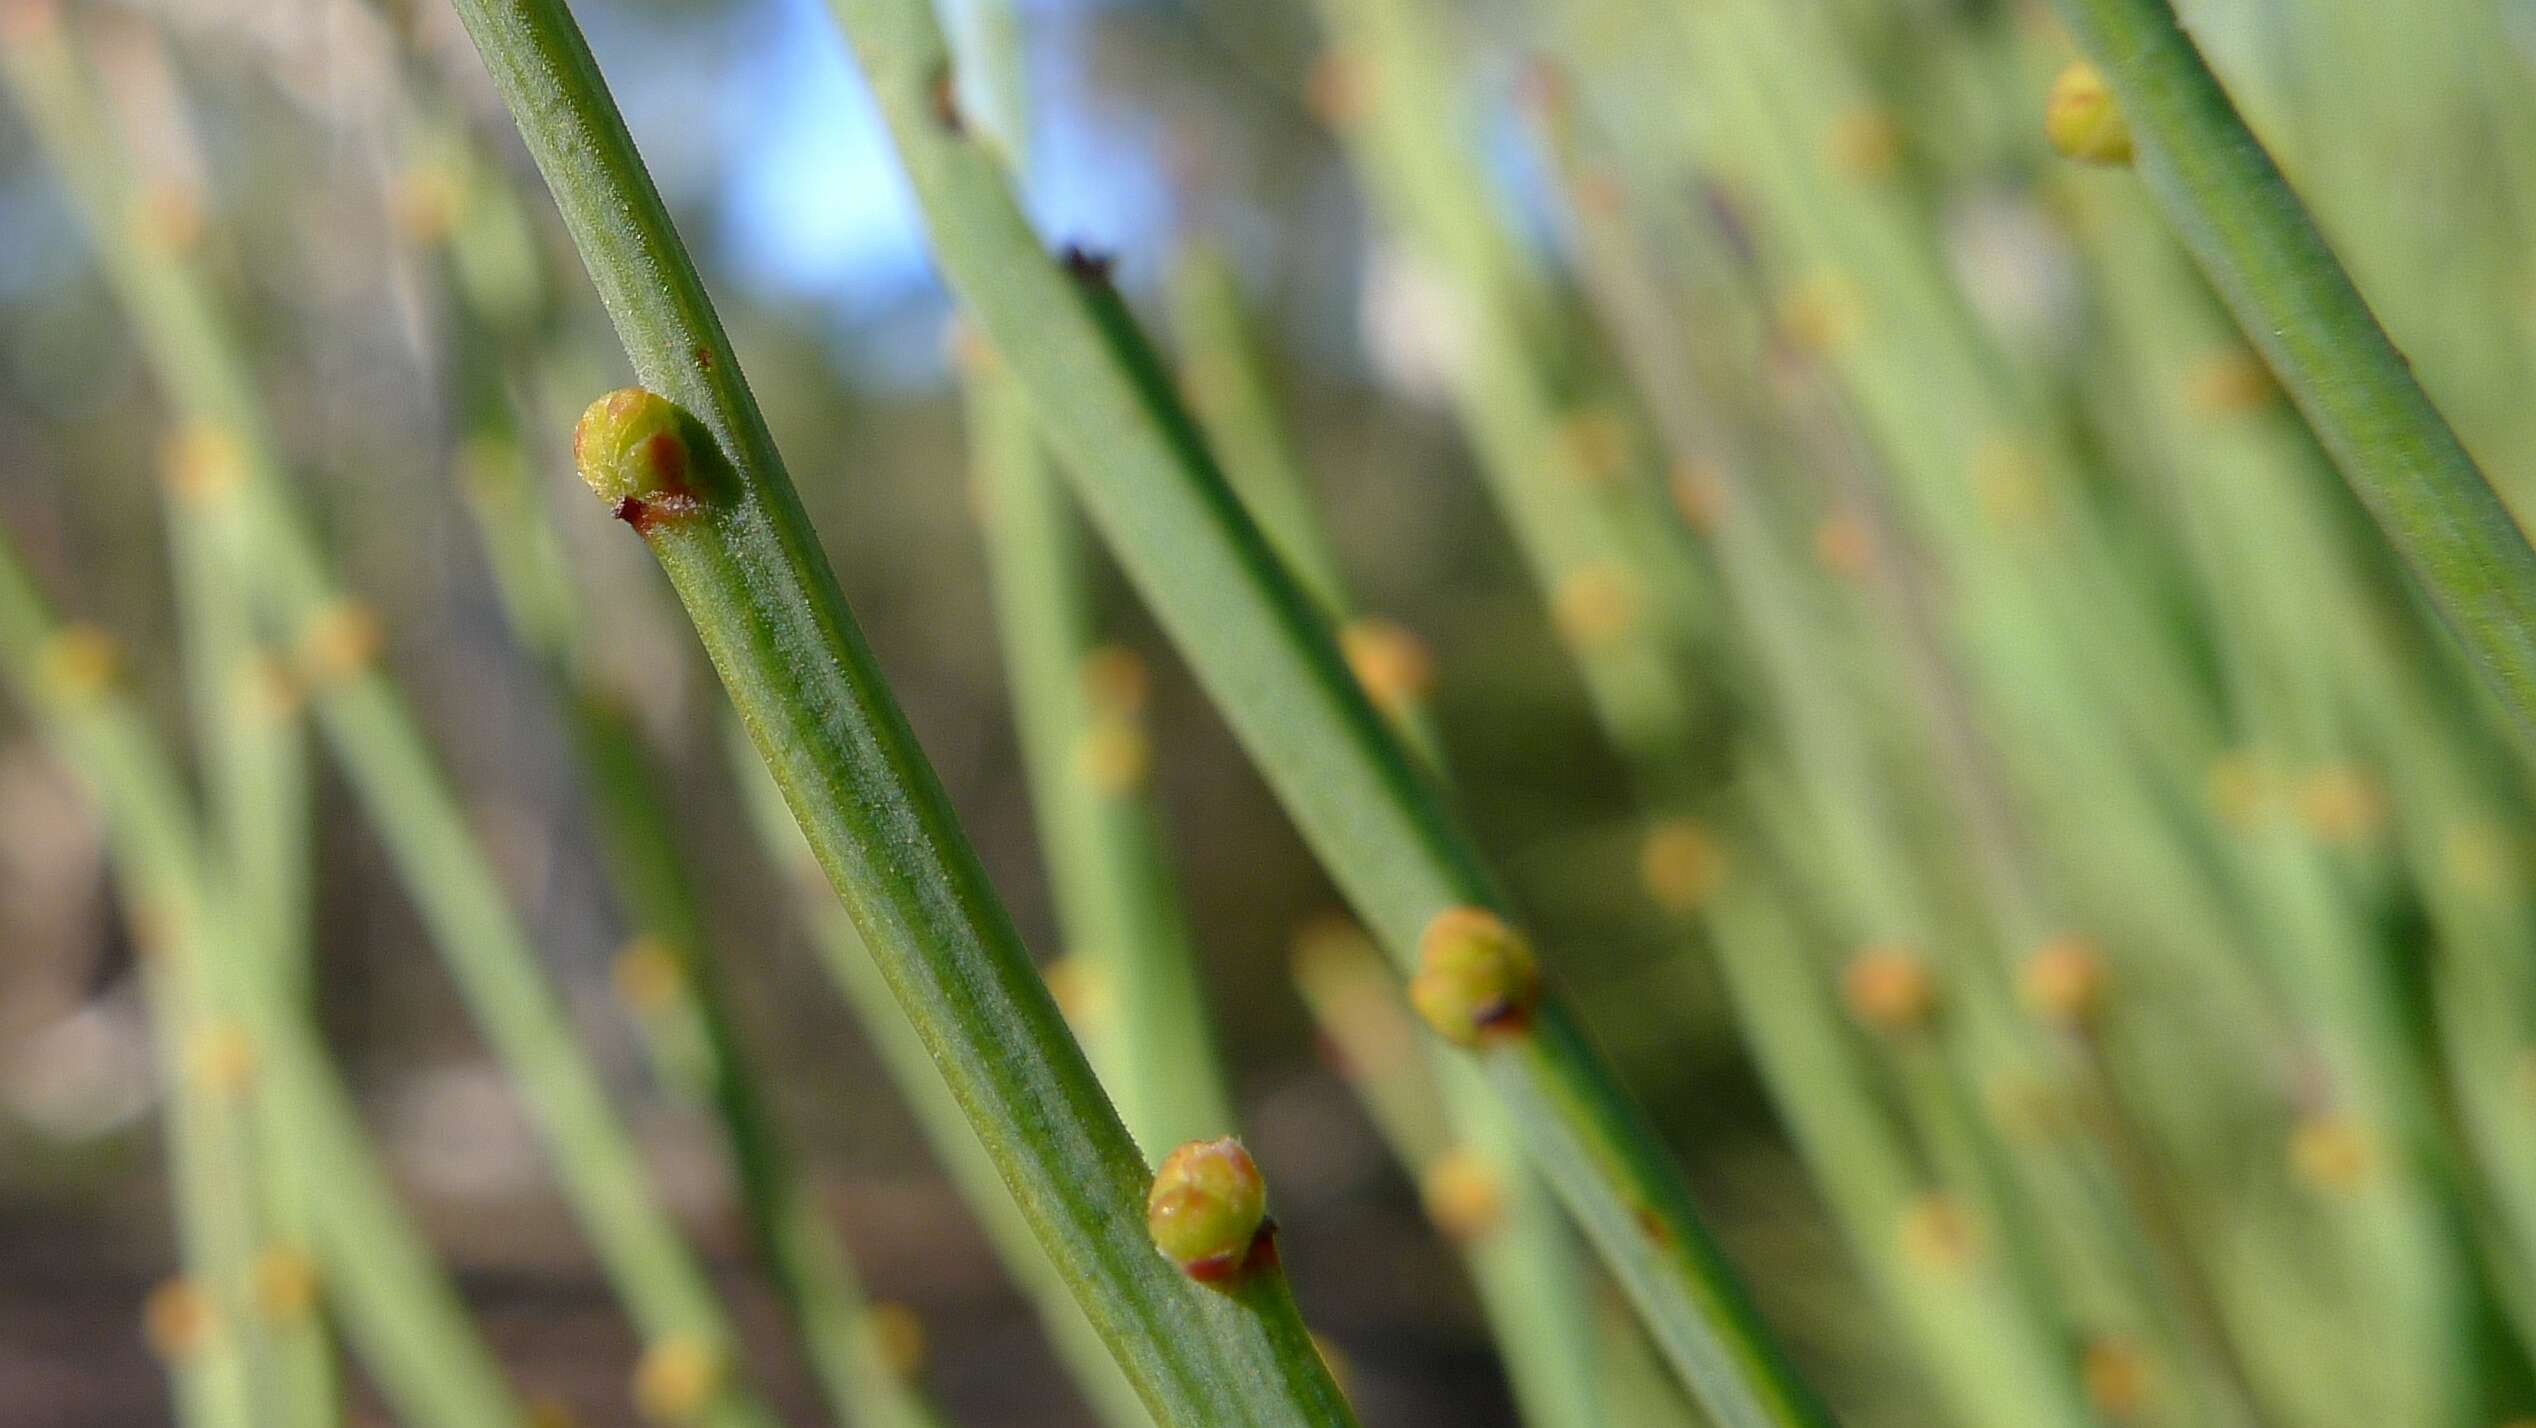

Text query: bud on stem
(1147, 1137), (1274, 1287)
(574, 389), (711, 534)
(2045, 61), (2133, 166)
(1410, 907), (1540, 1047)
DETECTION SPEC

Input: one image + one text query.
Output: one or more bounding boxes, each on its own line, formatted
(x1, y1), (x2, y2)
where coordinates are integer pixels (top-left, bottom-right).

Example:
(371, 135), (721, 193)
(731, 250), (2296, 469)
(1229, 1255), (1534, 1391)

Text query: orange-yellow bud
(1419, 1147), (1505, 1242)
(1147, 1137), (1272, 1285)
(2288, 1115), (2371, 1192)
(867, 1301), (926, 1379)
(142, 1277), (214, 1360)
(574, 389), (705, 532)
(632, 1334), (725, 1422)
(2081, 1336), (2153, 1421)
(1075, 716), (1151, 796)
(37, 625), (120, 704)
(612, 935), (686, 1016)
(1552, 564), (1639, 650)
(1079, 644), (1151, 718)
(1897, 1194), (1974, 1273)
(1842, 943), (1938, 1033)
(1639, 819), (1726, 914)
(2045, 61), (2133, 165)
(252, 1247), (321, 1322)
(296, 601), (384, 688)
(2018, 935), (2110, 1028)
(1340, 617), (1434, 715)
(1409, 907), (1540, 1047)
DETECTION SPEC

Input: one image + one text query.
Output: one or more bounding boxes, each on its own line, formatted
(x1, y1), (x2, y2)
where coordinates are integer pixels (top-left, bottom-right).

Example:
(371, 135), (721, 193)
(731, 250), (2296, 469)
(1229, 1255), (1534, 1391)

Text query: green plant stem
(4, 28), (781, 1426)
(0, 27), (335, 1425)
(1167, 244), (1606, 1427)
(439, 0), (1355, 1418)
(0, 539), (528, 1428)
(2047, 0), (2536, 743)
(422, 148), (939, 1427)
(1292, 926), (1609, 1427)
(729, 736), (1153, 1428)
(817, 0), (1828, 1419)
(971, 355), (1236, 1157)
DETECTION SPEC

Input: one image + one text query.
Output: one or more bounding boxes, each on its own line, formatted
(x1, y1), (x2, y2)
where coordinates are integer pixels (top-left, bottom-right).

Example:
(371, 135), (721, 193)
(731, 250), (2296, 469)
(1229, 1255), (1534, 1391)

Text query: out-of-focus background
(9, 0), (2536, 1423)
(0, 3), (1777, 1422)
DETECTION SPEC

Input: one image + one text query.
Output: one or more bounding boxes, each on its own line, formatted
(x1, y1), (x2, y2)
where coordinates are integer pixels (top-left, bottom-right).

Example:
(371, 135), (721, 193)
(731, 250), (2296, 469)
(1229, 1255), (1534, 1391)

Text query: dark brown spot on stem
(929, 64), (965, 134)
(1061, 245), (1115, 285)
(1632, 1204), (1673, 1248)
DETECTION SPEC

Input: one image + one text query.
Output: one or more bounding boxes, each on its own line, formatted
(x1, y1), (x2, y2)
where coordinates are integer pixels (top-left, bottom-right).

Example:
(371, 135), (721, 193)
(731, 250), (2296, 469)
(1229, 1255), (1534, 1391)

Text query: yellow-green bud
(1410, 907), (1540, 1047)
(574, 389), (704, 532)
(1146, 1137), (1271, 1285)
(2045, 61), (2133, 166)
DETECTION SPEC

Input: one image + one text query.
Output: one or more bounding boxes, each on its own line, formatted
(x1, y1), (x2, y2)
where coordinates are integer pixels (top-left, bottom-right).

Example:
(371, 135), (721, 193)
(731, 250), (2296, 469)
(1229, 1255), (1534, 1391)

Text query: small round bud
(1897, 1193), (1974, 1273)
(1042, 954), (1113, 1035)
(1842, 943), (1937, 1033)
(2044, 61), (2133, 165)
(1552, 407), (1631, 486)
(1812, 512), (1873, 579)
(866, 1301), (926, 1379)
(2206, 750), (2277, 829)
(1340, 617), (1434, 716)
(611, 935), (686, 1016)
(1551, 563), (1640, 651)
(2288, 1115), (2371, 1192)
(190, 1020), (260, 1098)
(390, 162), (467, 245)
(1079, 644), (1151, 718)
(252, 1247), (321, 1322)
(2017, 935), (2109, 1028)
(2294, 765), (2384, 844)
(1419, 1147), (1504, 1242)
(574, 390), (703, 530)
(527, 1398), (583, 1428)
(1669, 458), (1726, 532)
(1639, 819), (1726, 914)
(1410, 907), (1540, 1047)
(143, 1277), (215, 1360)
(1305, 51), (1368, 128)
(2081, 1336), (2153, 1421)
(1970, 438), (2047, 529)
(2182, 349), (2277, 416)
(1779, 269), (1864, 354)
(37, 625), (120, 704)
(1075, 716), (1151, 796)
(0, 0), (63, 46)
(1147, 1137), (1272, 1285)
(241, 653), (302, 723)
(128, 182), (206, 256)
(1825, 108), (1903, 181)
(295, 601), (384, 688)
(632, 1334), (726, 1423)
(160, 423), (246, 504)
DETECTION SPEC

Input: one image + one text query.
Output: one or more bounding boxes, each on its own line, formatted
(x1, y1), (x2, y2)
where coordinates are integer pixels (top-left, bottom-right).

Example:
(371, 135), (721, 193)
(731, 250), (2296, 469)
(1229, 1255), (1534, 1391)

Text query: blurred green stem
(2047, 0), (2536, 742)
(440, 0), (1355, 1417)
(0, 539), (529, 1428)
